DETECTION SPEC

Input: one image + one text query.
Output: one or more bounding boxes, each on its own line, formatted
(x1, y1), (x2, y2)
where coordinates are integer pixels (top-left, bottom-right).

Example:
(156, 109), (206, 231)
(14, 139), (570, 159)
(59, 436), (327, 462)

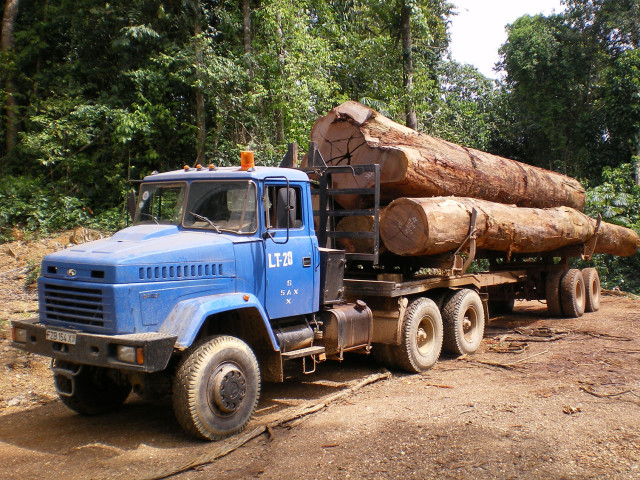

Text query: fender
(159, 293), (279, 350)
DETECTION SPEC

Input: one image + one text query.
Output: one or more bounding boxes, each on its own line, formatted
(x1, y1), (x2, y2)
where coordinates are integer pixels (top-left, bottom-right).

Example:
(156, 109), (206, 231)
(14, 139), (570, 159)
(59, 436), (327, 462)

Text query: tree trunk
(194, 0), (205, 164)
(275, 11), (285, 143)
(2, 0), (20, 157)
(306, 101), (586, 211)
(379, 197), (639, 257)
(242, 0), (252, 72)
(401, 1), (417, 130)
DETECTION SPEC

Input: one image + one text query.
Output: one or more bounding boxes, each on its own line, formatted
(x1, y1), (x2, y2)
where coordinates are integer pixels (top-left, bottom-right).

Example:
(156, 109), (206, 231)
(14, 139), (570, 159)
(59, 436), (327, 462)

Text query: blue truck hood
(40, 225), (238, 284)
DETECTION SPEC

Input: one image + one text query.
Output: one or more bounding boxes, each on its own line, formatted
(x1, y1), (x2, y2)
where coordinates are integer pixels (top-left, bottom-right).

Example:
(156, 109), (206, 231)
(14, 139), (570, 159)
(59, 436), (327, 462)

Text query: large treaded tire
(442, 289), (485, 356)
(545, 270), (564, 317)
(560, 268), (586, 318)
(53, 360), (131, 416)
(582, 268), (601, 312)
(172, 335), (260, 441)
(390, 297), (443, 373)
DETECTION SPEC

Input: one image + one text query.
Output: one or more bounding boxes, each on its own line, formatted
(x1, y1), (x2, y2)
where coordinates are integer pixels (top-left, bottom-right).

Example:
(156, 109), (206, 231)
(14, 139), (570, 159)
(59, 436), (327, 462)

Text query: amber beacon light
(240, 151), (255, 171)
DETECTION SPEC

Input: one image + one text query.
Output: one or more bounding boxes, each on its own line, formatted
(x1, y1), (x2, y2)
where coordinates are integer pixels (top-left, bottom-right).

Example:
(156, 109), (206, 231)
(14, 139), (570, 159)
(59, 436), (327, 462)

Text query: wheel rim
(208, 363), (247, 415)
(416, 315), (435, 356)
(463, 306), (479, 342)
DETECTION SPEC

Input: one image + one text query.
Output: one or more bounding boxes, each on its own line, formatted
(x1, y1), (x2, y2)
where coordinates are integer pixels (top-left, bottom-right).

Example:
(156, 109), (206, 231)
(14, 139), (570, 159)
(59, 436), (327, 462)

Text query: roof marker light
(183, 165), (190, 171)
(208, 164), (216, 171)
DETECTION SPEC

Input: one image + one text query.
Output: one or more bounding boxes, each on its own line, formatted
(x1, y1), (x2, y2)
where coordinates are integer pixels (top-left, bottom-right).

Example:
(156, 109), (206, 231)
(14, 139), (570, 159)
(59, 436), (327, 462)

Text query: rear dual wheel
(390, 297), (443, 373)
(560, 269), (586, 318)
(442, 289), (485, 356)
(582, 267), (601, 312)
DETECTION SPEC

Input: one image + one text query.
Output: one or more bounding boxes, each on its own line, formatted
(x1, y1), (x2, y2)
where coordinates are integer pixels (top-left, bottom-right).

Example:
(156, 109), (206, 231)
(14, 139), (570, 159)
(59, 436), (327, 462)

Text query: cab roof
(142, 166), (310, 183)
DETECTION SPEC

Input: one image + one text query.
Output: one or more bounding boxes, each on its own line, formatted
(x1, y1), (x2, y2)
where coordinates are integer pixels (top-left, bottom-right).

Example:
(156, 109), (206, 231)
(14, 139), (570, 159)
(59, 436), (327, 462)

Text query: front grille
(43, 284), (106, 327)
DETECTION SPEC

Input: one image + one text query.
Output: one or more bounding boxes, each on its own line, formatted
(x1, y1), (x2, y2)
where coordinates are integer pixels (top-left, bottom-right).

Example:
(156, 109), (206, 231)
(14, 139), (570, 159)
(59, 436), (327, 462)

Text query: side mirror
(126, 190), (137, 222)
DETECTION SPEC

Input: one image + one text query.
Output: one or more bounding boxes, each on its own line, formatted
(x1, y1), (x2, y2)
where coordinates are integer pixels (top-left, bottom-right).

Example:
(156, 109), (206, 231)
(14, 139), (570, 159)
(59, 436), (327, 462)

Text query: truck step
(281, 345), (326, 359)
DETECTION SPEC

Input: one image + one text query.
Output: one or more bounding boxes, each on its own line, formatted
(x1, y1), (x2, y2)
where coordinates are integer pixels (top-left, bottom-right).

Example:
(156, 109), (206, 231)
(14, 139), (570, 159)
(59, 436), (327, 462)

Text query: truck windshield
(183, 181), (258, 234)
(134, 183), (186, 225)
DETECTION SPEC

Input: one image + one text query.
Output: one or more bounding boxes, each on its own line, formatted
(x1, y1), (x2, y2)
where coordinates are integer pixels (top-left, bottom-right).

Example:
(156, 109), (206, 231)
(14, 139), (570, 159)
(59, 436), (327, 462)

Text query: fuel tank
(320, 301), (373, 359)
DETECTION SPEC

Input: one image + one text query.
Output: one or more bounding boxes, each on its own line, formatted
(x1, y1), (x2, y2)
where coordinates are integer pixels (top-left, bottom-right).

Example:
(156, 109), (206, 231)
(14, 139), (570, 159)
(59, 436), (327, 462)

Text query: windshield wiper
(189, 212), (221, 232)
(139, 213), (159, 225)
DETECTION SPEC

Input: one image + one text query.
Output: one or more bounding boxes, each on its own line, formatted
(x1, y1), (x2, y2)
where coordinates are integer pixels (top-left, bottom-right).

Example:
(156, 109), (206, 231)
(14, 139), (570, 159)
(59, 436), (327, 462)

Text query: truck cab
(12, 162), (350, 440)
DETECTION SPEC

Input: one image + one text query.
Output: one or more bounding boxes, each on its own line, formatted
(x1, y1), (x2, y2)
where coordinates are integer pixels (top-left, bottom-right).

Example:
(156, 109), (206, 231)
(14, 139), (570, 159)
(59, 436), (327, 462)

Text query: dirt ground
(0, 233), (639, 479)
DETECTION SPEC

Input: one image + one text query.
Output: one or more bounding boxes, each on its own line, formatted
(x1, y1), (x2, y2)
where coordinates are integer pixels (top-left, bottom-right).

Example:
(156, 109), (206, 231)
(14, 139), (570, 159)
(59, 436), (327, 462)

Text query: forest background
(1, 0), (640, 290)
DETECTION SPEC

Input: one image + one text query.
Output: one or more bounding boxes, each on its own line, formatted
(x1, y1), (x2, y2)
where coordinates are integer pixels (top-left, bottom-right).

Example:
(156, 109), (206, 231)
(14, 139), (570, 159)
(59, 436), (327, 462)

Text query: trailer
(11, 145), (601, 441)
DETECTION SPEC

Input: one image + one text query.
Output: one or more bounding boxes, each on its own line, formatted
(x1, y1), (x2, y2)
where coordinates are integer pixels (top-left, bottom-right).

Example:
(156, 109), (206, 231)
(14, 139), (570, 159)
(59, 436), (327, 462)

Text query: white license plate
(46, 329), (77, 345)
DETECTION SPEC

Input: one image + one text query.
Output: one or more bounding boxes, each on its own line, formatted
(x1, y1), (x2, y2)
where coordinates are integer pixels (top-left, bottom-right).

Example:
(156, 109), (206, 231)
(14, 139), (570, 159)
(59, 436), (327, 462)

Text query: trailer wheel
(53, 360), (131, 415)
(582, 268), (601, 312)
(545, 270), (564, 317)
(391, 297), (443, 373)
(560, 269), (586, 318)
(442, 289), (485, 356)
(173, 335), (260, 441)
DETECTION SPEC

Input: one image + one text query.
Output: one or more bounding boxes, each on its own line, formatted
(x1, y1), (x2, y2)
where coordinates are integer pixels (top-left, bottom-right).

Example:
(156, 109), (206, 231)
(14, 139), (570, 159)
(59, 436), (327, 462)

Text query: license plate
(46, 329), (77, 345)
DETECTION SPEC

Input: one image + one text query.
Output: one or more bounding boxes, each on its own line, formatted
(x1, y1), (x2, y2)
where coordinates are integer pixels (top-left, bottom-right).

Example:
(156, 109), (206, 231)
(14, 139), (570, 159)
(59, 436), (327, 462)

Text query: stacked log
(306, 101), (586, 211)
(379, 197), (640, 257)
(307, 101), (639, 258)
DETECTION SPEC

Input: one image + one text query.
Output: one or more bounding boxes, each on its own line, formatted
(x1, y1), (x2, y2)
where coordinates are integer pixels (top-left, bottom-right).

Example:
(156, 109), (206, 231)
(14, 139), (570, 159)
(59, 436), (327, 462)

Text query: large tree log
(335, 215), (386, 254)
(379, 197), (640, 257)
(306, 101), (586, 211)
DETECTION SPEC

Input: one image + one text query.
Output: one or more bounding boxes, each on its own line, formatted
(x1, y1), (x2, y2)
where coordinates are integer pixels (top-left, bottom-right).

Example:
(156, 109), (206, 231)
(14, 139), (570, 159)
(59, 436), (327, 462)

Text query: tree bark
(379, 197), (639, 257)
(306, 101), (586, 211)
(2, 0), (20, 156)
(401, 1), (417, 130)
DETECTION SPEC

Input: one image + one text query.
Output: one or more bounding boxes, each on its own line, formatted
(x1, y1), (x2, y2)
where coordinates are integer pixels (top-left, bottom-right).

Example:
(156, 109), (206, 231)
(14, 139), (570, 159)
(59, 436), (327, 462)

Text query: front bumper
(11, 318), (177, 372)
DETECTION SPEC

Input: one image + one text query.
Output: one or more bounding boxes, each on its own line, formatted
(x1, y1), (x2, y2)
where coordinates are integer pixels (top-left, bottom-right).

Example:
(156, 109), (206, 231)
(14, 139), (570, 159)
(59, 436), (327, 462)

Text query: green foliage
(585, 162), (640, 229)
(584, 162), (640, 293)
(427, 61), (498, 150)
(494, 1), (640, 179)
(24, 259), (41, 287)
(0, 176), (89, 241)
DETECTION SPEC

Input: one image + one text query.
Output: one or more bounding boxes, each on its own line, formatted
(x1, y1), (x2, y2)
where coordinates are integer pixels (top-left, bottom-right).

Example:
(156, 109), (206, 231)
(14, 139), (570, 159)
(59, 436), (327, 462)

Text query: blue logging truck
(11, 145), (599, 440)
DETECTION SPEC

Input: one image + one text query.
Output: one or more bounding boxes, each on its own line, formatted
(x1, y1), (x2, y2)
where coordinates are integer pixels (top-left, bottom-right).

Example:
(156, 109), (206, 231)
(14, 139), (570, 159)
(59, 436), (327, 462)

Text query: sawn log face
(379, 197), (640, 257)
(307, 101), (586, 211)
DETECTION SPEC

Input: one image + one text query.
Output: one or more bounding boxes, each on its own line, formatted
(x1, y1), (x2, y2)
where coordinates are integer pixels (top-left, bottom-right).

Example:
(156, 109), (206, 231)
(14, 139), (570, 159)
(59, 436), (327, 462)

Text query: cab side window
(264, 186), (303, 229)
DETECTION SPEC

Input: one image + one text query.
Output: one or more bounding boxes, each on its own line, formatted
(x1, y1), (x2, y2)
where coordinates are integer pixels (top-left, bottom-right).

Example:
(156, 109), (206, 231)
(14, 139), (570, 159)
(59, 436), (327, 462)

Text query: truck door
(263, 182), (315, 319)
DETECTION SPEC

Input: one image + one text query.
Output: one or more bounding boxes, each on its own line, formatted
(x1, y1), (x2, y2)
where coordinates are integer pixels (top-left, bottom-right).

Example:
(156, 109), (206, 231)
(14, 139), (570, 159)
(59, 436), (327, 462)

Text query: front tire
(53, 360), (131, 415)
(442, 289), (485, 356)
(173, 335), (260, 441)
(391, 297), (443, 373)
